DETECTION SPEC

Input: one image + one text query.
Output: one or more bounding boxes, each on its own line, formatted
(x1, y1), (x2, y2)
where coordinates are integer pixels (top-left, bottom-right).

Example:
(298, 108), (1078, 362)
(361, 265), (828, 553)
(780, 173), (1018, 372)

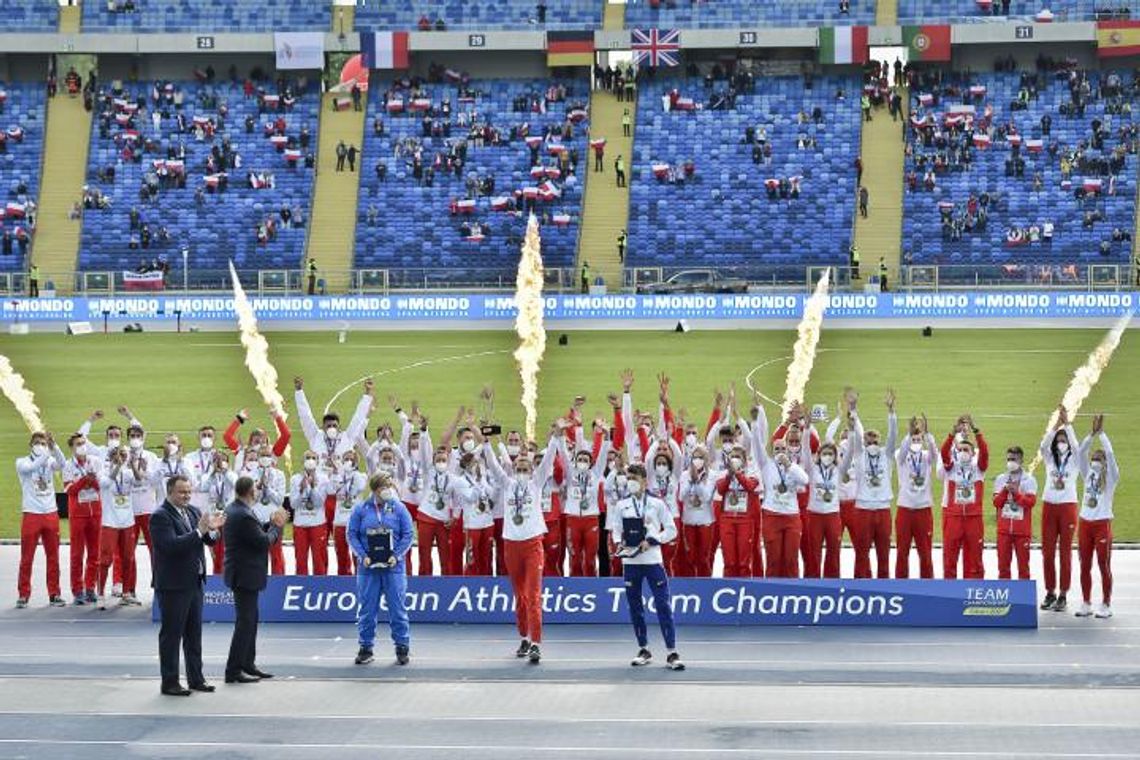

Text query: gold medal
(842, 473), (851, 484)
(870, 476), (881, 487)
(822, 491), (833, 503)
(512, 513), (525, 526)
(914, 476), (925, 487)
(1087, 496), (1098, 509)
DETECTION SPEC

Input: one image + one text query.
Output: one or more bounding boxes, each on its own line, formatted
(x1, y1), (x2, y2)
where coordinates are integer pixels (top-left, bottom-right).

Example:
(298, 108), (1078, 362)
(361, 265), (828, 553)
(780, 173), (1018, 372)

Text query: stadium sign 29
(3, 291), (1134, 323)
(171, 577), (1038, 628)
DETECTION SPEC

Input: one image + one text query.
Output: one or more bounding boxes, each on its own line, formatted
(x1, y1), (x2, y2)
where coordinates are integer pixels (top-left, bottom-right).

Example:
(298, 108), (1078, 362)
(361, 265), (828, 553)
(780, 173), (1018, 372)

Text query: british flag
(631, 28), (681, 67)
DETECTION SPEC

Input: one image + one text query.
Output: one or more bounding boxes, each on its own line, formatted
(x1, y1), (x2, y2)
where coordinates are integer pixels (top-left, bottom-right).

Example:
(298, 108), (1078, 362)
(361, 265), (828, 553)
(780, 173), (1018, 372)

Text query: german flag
(1097, 20), (1140, 57)
(547, 30), (594, 68)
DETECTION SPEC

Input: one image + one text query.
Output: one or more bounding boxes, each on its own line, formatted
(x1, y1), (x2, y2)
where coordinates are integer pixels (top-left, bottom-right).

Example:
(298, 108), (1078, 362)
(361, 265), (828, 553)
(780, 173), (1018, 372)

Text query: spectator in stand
(854, 156), (863, 185)
(859, 186), (869, 218)
(614, 155), (626, 187)
(347, 144), (358, 172)
(335, 141), (346, 172)
(593, 140), (604, 172)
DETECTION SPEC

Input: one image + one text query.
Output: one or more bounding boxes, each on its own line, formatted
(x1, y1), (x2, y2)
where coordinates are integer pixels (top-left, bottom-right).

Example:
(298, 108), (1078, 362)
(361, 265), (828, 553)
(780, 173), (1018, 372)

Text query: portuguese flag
(902, 25), (952, 62)
(1097, 20), (1140, 57)
(818, 26), (868, 65)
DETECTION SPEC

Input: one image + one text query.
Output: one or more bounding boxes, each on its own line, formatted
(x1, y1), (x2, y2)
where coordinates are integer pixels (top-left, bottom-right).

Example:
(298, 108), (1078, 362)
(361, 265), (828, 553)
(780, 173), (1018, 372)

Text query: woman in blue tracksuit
(348, 473), (414, 666)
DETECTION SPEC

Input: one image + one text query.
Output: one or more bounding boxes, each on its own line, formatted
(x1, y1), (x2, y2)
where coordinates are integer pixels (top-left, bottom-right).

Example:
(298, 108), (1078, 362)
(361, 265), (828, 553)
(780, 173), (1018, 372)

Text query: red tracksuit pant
(805, 511), (842, 579)
(18, 513), (61, 600)
(505, 536), (545, 643)
(69, 509), (101, 597)
(464, 526), (495, 576)
(853, 507), (891, 579)
(762, 511), (802, 578)
(269, 540), (286, 575)
(565, 515), (599, 577)
(1042, 501), (1077, 593)
(416, 515), (451, 575)
(997, 531), (1031, 580)
(542, 518), (563, 576)
(683, 524), (714, 577)
(98, 526), (134, 596)
(719, 517), (758, 577)
(943, 512), (984, 579)
(448, 520), (465, 575)
(661, 517), (681, 575)
(895, 507), (934, 579)
(839, 499), (857, 546)
(294, 525), (329, 575)
(333, 526), (355, 575)
(493, 518), (506, 576)
(1078, 518), (1112, 605)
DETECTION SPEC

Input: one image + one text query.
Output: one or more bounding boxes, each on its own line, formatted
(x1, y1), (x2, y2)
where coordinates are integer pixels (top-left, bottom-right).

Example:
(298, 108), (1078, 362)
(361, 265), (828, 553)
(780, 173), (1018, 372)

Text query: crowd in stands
(356, 0), (601, 31)
(82, 0), (329, 32)
(625, 0), (875, 28)
(0, 83), (45, 273)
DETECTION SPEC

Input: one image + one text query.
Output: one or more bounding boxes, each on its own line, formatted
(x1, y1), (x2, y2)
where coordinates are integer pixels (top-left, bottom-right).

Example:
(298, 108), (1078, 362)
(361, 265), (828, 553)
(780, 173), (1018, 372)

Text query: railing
(901, 263), (1124, 292)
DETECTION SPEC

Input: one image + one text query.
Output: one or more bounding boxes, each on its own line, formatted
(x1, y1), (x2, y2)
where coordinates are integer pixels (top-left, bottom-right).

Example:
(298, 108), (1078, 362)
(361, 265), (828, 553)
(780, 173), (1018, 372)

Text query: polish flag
(552, 213), (571, 226)
(1025, 139), (1043, 152)
(1083, 178), (1103, 193)
(972, 134), (991, 148)
(490, 196), (510, 210)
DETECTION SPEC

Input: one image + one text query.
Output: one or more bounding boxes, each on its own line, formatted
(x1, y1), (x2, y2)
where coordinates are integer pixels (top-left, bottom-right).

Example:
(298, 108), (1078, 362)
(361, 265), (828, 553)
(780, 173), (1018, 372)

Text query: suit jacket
(150, 500), (215, 592)
(223, 499), (282, 592)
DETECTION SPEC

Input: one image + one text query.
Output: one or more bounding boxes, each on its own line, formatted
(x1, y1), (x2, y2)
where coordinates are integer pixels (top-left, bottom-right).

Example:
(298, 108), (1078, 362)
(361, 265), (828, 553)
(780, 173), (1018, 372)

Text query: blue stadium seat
(77, 80), (319, 275)
(624, 0), (875, 28)
(354, 0), (601, 30)
(0, 84), (46, 273)
(81, 0), (329, 32)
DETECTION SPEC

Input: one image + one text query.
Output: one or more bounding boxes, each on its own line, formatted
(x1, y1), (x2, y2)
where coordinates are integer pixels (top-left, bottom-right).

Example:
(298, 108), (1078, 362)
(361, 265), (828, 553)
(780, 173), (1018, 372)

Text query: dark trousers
(597, 513), (611, 577)
(226, 587), (260, 677)
(623, 563), (676, 649)
(158, 587), (205, 688)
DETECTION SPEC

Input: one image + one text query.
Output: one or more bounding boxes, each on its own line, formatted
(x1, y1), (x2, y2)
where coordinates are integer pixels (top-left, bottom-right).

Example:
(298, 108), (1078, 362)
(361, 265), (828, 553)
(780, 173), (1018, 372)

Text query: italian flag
(818, 26), (868, 65)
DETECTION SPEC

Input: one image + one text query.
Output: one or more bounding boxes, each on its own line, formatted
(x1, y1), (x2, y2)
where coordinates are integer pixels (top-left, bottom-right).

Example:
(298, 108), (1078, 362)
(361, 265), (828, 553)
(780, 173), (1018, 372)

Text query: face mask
(515, 472), (530, 484)
(1006, 460), (1020, 473)
(344, 461), (357, 471)
(692, 457), (706, 470)
(957, 450), (972, 465)
(506, 444), (521, 457)
(258, 456), (273, 468)
(31, 443), (47, 457)
(721, 442), (734, 453)
(325, 425), (340, 438)
(1056, 441), (1069, 453)
(729, 457), (743, 469)
(379, 463), (394, 475)
(379, 488), (396, 502)
(655, 464), (669, 477)
(865, 444), (881, 456)
(303, 458), (318, 471)
(685, 433), (697, 447)
(820, 453), (835, 466)
(434, 462), (448, 473)
(575, 460), (590, 472)
(616, 474), (628, 487)
(165, 443), (179, 456)
(199, 436), (214, 450)
(460, 438), (476, 453)
(910, 442), (924, 453)
(627, 480), (642, 495)
(74, 444), (88, 457)
(1090, 460), (1104, 473)
(128, 437), (144, 450)
(107, 438), (121, 450)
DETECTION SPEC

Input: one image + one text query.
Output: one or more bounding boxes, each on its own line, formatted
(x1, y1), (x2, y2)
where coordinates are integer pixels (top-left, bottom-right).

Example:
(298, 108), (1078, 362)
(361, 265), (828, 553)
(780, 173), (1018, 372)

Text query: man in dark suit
(150, 474), (224, 696)
(223, 476), (285, 684)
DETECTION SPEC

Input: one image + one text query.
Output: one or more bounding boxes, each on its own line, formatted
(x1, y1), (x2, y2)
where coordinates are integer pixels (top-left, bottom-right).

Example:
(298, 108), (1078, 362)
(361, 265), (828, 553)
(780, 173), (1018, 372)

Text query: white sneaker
(1095, 604), (1114, 619)
(111, 583), (122, 598)
(96, 596), (107, 610)
(1075, 602), (1094, 617)
(630, 648), (652, 667)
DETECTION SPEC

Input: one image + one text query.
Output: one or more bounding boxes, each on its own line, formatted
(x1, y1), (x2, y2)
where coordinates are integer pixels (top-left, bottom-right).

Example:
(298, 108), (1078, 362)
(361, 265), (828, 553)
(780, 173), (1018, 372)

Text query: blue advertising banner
(6, 291), (1135, 324)
(173, 576), (1038, 628)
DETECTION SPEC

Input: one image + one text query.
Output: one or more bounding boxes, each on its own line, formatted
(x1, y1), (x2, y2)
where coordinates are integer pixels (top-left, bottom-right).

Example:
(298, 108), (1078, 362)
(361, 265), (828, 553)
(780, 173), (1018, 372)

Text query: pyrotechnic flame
(782, 268), (831, 417)
(0, 355), (43, 432)
(512, 215), (547, 442)
(1028, 311), (1132, 471)
(228, 263), (290, 464)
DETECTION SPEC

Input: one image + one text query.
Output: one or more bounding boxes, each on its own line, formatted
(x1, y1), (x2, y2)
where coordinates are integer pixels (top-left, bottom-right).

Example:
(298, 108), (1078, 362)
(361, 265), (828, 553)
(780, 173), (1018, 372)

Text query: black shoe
(515, 638), (531, 658)
(189, 682), (216, 693)
(224, 673), (260, 684)
(243, 668), (273, 679)
(666, 652), (686, 671)
(396, 645), (410, 666)
(48, 596), (66, 608)
(161, 684), (191, 696)
(15, 598), (27, 609)
(1052, 594), (1067, 613)
(1041, 591), (1057, 610)
(355, 647), (374, 665)
(528, 644), (541, 664)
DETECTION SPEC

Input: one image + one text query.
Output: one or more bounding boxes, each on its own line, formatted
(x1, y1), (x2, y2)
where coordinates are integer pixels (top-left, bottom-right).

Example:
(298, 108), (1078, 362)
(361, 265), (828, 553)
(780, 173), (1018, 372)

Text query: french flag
(361, 32), (410, 70)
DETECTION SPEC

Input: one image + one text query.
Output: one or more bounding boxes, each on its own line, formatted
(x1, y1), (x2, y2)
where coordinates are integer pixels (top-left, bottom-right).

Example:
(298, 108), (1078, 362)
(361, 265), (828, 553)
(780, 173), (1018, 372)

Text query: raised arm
(592, 438), (612, 480)
(482, 440), (507, 484)
(270, 412), (291, 457)
(344, 382), (375, 446)
(293, 380), (322, 449)
(1100, 432), (1119, 481)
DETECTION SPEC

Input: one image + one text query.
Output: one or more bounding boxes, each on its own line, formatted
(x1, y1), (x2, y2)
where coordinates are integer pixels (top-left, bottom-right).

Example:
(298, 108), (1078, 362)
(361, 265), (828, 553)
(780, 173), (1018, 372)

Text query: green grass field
(1, 328), (1135, 540)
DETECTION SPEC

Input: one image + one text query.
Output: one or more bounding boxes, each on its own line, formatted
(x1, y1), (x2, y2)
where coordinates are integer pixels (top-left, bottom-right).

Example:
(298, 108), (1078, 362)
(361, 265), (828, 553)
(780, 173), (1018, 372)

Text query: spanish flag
(547, 30), (594, 67)
(1097, 20), (1140, 57)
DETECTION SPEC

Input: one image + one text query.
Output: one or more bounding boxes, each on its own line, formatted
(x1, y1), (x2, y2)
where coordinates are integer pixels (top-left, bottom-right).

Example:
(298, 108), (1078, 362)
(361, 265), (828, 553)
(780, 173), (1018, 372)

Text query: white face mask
(910, 442), (924, 453)
(379, 462), (394, 475)
(74, 444), (88, 457)
(199, 436), (214, 450)
(434, 461), (448, 473)
(107, 438), (121, 450)
(865, 444), (881, 456)
(344, 460), (357, 471)
(506, 444), (521, 457)
(721, 442), (734, 453)
(1006, 460), (1020, 473)
(729, 457), (744, 469)
(616, 474), (628, 487)
(460, 438), (476, 453)
(325, 425), (340, 438)
(685, 433), (697, 448)
(957, 450), (973, 465)
(1090, 460), (1104, 474)
(303, 458), (318, 471)
(691, 457), (705, 470)
(31, 443), (47, 457)
(655, 464), (669, 477)
(1056, 441), (1069, 454)
(379, 488), (396, 502)
(165, 443), (179, 456)
(627, 480), (642, 495)
(575, 460), (590, 472)
(515, 471), (530, 483)
(128, 437), (144, 450)
(820, 453), (835, 466)
(258, 456), (273, 468)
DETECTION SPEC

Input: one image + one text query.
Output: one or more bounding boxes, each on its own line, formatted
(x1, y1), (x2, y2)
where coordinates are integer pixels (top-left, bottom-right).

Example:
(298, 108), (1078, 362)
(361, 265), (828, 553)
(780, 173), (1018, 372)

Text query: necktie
(180, 507), (206, 577)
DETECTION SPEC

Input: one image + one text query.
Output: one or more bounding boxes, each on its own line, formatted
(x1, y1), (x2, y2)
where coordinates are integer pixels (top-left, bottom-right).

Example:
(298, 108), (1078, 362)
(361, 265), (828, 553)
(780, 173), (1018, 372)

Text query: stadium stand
(354, 0), (602, 31)
(78, 77), (319, 275)
(902, 67), (1138, 282)
(626, 70), (862, 279)
(624, 0), (876, 29)
(355, 72), (589, 286)
(897, 0), (1140, 23)
(81, 0), (329, 32)
(0, 0), (58, 31)
(0, 83), (47, 273)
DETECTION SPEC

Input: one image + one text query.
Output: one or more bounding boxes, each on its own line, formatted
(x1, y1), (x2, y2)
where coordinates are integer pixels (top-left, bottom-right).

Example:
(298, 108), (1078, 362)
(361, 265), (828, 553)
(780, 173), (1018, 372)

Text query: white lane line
(322, 349), (512, 413)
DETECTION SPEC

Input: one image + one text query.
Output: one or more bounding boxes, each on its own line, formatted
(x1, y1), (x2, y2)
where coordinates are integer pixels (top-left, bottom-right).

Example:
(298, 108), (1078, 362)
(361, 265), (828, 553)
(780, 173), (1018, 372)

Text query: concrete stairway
(851, 91), (906, 287)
